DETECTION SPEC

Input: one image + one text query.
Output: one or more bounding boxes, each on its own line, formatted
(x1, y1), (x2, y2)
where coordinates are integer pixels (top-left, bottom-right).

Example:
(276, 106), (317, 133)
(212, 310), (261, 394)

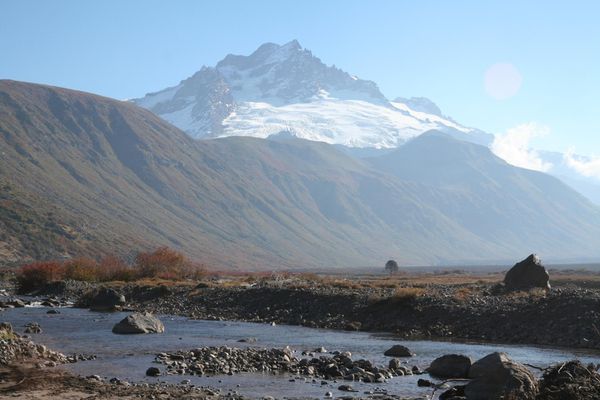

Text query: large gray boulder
(427, 354), (472, 378)
(90, 287), (126, 311)
(465, 352), (538, 400)
(504, 254), (550, 291)
(112, 312), (164, 334)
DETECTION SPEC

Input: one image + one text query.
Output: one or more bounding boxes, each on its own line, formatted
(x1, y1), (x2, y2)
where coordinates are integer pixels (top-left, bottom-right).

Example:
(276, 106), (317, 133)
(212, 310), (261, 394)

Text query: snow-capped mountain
(133, 40), (492, 148)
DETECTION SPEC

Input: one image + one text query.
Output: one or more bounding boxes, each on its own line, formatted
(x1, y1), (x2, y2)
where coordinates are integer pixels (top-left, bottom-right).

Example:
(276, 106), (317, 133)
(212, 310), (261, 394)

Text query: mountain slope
(133, 41), (492, 147)
(0, 80), (495, 267)
(368, 131), (600, 258)
(2, 80), (600, 267)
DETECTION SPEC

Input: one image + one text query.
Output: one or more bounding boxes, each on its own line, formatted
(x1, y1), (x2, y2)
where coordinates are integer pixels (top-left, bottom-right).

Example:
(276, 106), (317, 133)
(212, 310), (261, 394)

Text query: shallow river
(2, 306), (599, 399)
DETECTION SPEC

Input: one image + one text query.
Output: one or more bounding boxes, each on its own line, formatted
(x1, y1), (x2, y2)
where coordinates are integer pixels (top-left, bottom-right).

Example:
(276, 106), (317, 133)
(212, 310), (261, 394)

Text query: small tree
(385, 259), (399, 275)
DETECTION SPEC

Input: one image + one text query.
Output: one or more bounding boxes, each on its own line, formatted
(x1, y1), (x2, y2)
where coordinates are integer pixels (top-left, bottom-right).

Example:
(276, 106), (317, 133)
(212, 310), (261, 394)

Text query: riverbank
(7, 271), (600, 350)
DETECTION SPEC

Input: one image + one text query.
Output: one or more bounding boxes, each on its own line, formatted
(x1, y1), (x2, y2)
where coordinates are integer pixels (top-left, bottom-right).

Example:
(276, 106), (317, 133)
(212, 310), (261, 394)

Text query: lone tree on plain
(385, 259), (399, 275)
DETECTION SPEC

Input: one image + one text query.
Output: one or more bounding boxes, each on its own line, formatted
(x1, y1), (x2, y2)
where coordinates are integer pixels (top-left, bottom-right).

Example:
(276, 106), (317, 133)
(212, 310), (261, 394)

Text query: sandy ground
(0, 363), (229, 399)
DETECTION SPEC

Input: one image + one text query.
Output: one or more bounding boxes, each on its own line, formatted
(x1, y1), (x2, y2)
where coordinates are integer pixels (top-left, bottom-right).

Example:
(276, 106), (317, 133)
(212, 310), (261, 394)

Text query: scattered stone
(428, 354), (472, 379)
(24, 322), (42, 334)
(46, 309), (61, 314)
(0, 326), (67, 365)
(154, 346), (398, 382)
(0, 322), (13, 333)
(383, 345), (414, 357)
(338, 384), (357, 392)
(388, 358), (402, 370)
(112, 312), (164, 334)
(504, 254), (551, 291)
(466, 352), (538, 400)
(5, 298), (26, 308)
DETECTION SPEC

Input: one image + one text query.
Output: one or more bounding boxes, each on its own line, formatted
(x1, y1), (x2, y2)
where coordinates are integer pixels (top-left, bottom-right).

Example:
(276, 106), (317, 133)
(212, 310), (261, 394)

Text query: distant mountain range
(134, 40), (600, 206)
(2, 80), (600, 268)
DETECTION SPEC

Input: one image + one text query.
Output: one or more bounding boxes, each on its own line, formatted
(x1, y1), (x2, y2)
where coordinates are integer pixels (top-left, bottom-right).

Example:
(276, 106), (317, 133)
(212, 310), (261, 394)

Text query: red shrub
(98, 255), (135, 282)
(17, 261), (65, 293)
(134, 247), (205, 280)
(135, 247), (187, 279)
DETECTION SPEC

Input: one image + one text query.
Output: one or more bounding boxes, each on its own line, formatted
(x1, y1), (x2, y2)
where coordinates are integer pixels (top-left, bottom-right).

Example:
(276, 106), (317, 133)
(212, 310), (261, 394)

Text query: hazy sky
(1, 0), (599, 156)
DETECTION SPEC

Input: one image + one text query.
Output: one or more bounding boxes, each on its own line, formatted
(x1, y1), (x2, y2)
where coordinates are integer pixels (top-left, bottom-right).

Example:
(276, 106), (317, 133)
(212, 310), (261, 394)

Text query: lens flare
(484, 63), (522, 100)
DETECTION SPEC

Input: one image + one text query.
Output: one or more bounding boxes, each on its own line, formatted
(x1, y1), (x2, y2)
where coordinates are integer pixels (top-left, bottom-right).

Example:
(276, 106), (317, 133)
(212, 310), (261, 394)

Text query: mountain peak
(133, 42), (489, 145)
(216, 40), (305, 71)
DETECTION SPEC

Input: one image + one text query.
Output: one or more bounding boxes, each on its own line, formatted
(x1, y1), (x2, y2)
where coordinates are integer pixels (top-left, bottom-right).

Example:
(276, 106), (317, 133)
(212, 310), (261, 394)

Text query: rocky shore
(110, 282), (600, 350)
(152, 346), (418, 383)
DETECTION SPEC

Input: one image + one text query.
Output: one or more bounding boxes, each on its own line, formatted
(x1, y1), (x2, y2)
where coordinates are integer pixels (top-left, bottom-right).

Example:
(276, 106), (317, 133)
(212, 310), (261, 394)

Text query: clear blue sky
(1, 0), (599, 154)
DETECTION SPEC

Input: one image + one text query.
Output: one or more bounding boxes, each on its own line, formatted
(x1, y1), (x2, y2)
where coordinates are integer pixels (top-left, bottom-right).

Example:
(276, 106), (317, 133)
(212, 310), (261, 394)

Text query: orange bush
(17, 261), (65, 292)
(135, 246), (187, 278)
(17, 247), (207, 292)
(63, 257), (99, 282)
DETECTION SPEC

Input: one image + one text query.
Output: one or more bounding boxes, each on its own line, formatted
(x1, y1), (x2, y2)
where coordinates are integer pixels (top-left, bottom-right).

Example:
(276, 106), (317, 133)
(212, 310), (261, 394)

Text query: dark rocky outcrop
(439, 385), (466, 399)
(112, 312), (164, 334)
(1, 298), (26, 308)
(0, 323), (67, 366)
(383, 345), (414, 357)
(465, 352), (538, 400)
(504, 254), (551, 291)
(428, 354), (472, 378)
(89, 287), (126, 311)
(537, 360), (600, 400)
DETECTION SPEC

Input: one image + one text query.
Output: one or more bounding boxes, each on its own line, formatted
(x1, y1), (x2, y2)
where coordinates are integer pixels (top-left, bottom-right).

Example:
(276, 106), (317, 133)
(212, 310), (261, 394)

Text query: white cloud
(564, 149), (600, 180)
(491, 122), (553, 172)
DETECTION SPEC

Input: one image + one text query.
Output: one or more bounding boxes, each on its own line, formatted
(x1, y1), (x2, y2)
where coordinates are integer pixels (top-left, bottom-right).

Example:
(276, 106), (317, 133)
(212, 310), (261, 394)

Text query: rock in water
(146, 367), (161, 377)
(428, 354), (472, 379)
(90, 287), (126, 311)
(504, 254), (550, 291)
(465, 352), (538, 400)
(24, 322), (42, 334)
(383, 345), (414, 357)
(112, 312), (164, 334)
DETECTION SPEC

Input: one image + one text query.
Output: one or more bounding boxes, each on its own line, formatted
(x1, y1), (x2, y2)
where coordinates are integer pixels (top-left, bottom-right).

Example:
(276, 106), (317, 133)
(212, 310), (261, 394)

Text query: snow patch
(220, 99), (463, 148)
